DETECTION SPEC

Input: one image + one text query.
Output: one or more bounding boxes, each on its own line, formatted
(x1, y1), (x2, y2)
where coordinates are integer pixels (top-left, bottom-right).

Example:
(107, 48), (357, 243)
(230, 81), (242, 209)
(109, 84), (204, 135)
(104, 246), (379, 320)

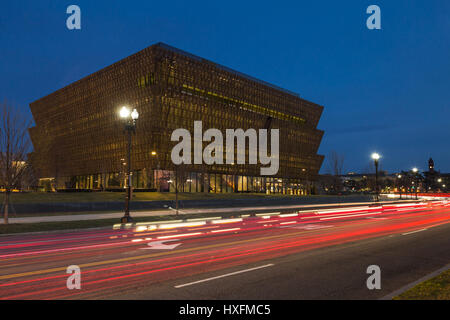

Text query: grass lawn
(0, 211), (242, 235)
(8, 191), (331, 204)
(394, 268), (450, 300)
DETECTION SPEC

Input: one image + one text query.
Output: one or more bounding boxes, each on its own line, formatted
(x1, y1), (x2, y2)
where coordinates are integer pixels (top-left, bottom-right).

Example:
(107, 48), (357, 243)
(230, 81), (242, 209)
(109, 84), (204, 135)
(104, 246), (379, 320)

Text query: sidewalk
(8, 199), (413, 224)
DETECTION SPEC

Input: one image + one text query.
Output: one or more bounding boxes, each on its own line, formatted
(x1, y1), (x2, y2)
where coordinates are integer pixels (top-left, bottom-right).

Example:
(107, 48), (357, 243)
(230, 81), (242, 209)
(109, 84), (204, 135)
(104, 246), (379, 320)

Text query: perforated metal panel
(29, 43), (324, 187)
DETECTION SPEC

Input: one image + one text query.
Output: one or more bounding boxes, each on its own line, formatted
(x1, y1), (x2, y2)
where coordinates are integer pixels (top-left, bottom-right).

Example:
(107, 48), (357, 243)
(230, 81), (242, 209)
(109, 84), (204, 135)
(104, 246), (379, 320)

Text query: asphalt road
(1, 200), (449, 300)
(9, 198), (412, 224)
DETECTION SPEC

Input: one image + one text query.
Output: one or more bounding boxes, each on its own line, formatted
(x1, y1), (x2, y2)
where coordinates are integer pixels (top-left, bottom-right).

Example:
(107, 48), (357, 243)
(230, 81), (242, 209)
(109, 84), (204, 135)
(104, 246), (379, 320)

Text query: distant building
(319, 157), (449, 194)
(424, 157), (448, 192)
(428, 158), (435, 172)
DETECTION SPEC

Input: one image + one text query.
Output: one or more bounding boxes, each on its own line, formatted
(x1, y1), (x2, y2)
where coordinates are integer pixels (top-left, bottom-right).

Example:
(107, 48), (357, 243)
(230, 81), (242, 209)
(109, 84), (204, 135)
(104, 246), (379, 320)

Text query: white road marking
(174, 264), (274, 288)
(141, 239), (181, 250)
(402, 229), (427, 236)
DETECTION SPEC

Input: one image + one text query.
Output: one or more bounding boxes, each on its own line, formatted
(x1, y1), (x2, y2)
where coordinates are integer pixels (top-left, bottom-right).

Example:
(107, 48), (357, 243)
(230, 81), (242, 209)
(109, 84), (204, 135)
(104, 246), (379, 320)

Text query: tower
(428, 158), (435, 173)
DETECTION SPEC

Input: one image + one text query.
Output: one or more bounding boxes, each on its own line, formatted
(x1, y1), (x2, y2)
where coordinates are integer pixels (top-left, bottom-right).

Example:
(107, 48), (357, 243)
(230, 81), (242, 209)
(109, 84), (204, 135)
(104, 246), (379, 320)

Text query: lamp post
(151, 151), (160, 191)
(119, 106), (139, 223)
(397, 174), (402, 199)
(412, 167), (418, 200)
(433, 178), (442, 191)
(371, 153), (380, 202)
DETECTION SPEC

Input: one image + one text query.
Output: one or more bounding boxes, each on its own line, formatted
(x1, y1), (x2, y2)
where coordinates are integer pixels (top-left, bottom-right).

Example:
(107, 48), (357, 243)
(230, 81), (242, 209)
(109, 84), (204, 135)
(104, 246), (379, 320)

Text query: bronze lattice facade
(29, 43), (324, 194)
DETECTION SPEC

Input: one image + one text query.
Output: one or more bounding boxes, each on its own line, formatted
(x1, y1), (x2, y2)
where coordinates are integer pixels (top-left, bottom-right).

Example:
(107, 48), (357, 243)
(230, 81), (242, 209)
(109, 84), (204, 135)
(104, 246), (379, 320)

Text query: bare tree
(327, 151), (344, 192)
(19, 165), (37, 191)
(328, 151), (344, 176)
(0, 102), (32, 224)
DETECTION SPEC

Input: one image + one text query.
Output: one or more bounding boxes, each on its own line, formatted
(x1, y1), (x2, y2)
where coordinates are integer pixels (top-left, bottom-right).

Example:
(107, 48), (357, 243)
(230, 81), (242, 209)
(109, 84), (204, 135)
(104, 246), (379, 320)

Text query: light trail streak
(1, 204), (447, 261)
(4, 212), (449, 300)
(157, 232), (203, 239)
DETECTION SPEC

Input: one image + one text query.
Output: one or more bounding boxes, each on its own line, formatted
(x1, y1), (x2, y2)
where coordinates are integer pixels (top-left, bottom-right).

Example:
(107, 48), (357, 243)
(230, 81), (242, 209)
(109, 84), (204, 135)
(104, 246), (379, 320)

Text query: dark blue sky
(1, 0), (449, 174)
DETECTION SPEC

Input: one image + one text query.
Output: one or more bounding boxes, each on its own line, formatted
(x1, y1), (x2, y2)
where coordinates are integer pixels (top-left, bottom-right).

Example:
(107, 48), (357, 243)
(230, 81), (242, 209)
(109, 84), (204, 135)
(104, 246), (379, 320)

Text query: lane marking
(2, 210), (449, 280)
(174, 264), (274, 288)
(141, 239), (181, 250)
(402, 228), (427, 236)
(0, 230), (315, 280)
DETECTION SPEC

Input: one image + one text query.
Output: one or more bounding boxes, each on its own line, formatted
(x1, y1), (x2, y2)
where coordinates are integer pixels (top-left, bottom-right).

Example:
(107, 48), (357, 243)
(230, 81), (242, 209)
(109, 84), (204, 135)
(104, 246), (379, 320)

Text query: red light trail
(1, 199), (449, 299)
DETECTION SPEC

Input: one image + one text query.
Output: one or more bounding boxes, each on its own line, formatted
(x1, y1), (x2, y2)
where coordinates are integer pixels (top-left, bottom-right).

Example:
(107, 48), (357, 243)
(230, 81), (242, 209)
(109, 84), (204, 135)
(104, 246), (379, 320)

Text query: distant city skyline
(324, 156), (447, 176)
(1, 0), (449, 173)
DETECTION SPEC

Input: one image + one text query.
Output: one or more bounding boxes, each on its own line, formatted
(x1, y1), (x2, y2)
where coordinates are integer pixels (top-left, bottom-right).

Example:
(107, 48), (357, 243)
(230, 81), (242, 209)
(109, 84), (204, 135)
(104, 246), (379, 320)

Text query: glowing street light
(150, 151), (160, 191)
(131, 109), (139, 120)
(397, 174), (403, 199)
(371, 153), (380, 161)
(119, 106), (139, 223)
(412, 167), (419, 200)
(371, 153), (381, 202)
(119, 106), (130, 118)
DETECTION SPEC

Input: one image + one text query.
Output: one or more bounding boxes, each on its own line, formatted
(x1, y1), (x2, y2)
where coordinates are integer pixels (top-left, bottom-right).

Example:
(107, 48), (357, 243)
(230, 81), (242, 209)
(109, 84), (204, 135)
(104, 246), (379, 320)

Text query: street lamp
(397, 174), (402, 199)
(412, 167), (419, 200)
(371, 153), (380, 202)
(119, 106), (139, 223)
(151, 151), (160, 191)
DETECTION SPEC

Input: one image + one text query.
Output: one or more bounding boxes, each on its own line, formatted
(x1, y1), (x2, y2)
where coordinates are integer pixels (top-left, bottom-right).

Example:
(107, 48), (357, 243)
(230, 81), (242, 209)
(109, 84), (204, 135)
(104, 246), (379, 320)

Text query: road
(9, 198), (395, 224)
(0, 200), (449, 300)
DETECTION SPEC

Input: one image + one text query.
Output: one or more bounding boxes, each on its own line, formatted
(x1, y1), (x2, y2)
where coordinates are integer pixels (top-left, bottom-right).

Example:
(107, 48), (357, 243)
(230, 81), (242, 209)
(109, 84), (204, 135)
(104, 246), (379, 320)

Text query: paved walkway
(8, 200), (411, 224)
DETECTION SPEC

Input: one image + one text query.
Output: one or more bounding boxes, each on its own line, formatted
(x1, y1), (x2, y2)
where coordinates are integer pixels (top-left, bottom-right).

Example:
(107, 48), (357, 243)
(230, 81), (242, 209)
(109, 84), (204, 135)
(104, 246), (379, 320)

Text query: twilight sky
(0, 0), (449, 174)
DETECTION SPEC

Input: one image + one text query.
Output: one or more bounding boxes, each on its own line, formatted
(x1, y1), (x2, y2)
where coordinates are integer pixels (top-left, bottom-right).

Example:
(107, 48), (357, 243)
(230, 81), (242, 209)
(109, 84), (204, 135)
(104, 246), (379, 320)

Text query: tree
(328, 151), (344, 176)
(0, 102), (32, 224)
(327, 151), (344, 192)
